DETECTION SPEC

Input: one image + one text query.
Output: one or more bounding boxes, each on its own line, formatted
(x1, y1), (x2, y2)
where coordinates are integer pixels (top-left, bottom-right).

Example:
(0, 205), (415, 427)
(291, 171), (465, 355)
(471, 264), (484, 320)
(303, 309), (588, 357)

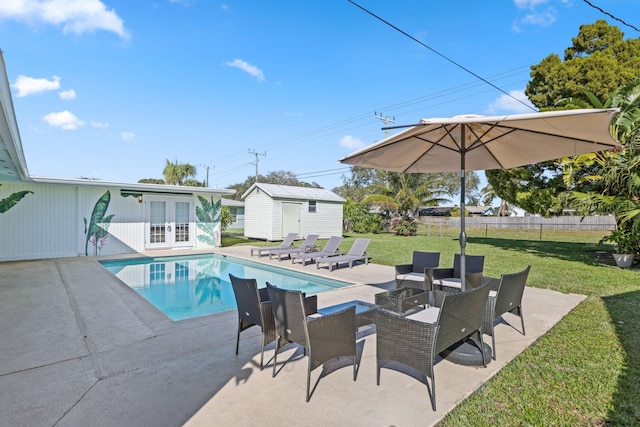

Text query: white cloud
(59, 89), (76, 100)
(512, 0), (559, 30)
(487, 90), (536, 114)
(513, 0), (549, 9)
(339, 135), (364, 150)
(91, 120), (108, 129)
(43, 110), (85, 130)
(11, 75), (60, 97)
(521, 10), (556, 26)
(121, 131), (136, 141)
(225, 59), (265, 82)
(0, 0), (129, 39)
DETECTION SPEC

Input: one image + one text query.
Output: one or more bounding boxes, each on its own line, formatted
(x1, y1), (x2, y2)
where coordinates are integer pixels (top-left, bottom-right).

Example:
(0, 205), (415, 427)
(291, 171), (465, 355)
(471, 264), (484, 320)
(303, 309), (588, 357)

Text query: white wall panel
(0, 181), (78, 260)
(244, 189), (273, 240)
(0, 180), (224, 261)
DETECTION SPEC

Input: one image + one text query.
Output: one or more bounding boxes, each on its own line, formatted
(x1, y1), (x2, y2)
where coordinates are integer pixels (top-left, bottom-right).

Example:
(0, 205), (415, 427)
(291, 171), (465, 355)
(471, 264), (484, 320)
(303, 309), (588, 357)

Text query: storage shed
(242, 183), (345, 241)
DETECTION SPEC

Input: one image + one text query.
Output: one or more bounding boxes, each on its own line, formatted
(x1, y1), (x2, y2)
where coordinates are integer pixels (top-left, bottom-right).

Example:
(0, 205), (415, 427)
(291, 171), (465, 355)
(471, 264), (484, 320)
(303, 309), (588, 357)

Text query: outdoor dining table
(374, 287), (430, 314)
(317, 300), (378, 329)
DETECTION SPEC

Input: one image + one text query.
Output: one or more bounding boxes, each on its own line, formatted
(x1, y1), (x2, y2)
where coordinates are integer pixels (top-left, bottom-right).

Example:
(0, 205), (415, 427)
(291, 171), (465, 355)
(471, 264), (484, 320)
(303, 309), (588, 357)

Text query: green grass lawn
(224, 227), (640, 425)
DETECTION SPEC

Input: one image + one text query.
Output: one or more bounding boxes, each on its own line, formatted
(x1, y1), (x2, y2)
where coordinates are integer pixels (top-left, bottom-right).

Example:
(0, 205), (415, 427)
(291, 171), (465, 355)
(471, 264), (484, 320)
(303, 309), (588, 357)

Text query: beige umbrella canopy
(340, 108), (620, 290)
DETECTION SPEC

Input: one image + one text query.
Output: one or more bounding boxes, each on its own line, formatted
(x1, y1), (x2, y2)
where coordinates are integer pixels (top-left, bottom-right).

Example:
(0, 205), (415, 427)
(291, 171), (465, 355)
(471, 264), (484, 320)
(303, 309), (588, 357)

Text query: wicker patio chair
(229, 274), (318, 370)
(395, 251), (440, 291)
(431, 254), (485, 290)
(266, 283), (357, 402)
(229, 274), (276, 370)
(376, 281), (491, 410)
(483, 265), (530, 360)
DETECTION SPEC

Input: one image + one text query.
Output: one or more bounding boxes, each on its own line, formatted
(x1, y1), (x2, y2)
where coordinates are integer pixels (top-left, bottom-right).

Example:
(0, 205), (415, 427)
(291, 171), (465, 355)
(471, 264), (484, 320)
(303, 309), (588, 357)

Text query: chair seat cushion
(406, 307), (440, 324)
(396, 272), (425, 282)
(433, 278), (462, 289)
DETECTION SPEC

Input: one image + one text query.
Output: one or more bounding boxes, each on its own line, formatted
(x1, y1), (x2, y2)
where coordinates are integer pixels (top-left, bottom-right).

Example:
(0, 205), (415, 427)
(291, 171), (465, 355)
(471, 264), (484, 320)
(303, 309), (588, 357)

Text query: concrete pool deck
(0, 246), (585, 426)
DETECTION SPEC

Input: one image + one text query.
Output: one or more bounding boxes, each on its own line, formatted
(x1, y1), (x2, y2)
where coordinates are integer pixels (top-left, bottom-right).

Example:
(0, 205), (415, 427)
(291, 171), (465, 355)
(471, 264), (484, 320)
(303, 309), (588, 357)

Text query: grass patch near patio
(228, 226), (640, 424)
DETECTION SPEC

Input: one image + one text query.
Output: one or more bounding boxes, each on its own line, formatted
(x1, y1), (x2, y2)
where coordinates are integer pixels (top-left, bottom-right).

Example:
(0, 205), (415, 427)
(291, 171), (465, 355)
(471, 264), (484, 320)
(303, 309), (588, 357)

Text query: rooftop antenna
(248, 149), (266, 182)
(374, 111), (396, 137)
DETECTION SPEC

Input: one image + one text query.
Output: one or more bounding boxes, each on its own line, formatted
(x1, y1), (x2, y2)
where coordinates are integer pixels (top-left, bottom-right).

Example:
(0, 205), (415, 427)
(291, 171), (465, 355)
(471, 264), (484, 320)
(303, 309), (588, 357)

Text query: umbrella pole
(460, 126), (467, 291)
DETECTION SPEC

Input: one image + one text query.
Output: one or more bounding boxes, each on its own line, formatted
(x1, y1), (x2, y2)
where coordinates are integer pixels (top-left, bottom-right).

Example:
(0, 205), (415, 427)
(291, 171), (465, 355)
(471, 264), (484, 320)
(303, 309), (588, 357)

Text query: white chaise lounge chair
(268, 234), (319, 260)
(315, 238), (371, 271)
(290, 236), (344, 266)
(250, 232), (298, 257)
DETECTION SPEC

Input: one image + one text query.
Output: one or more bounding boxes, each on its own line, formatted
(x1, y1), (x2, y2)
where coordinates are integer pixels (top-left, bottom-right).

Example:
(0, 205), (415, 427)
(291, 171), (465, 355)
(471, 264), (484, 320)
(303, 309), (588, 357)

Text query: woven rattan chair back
(229, 274), (275, 370)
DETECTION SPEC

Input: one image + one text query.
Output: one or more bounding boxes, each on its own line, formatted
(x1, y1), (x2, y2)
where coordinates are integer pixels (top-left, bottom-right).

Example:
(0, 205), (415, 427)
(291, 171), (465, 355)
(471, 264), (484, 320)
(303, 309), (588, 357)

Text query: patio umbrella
(340, 108), (621, 291)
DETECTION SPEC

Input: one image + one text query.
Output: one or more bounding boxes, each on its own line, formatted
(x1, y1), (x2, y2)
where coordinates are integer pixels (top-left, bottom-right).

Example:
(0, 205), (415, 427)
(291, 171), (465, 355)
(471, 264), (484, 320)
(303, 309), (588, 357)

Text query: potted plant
(601, 227), (639, 268)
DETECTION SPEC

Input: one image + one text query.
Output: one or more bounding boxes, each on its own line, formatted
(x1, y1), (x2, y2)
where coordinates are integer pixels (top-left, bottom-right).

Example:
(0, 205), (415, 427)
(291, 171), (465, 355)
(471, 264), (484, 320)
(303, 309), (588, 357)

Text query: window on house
(309, 200), (317, 213)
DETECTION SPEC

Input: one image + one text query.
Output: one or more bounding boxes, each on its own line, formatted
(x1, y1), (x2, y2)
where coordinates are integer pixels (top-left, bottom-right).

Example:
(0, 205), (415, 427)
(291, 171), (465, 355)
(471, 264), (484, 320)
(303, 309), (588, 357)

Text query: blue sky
(1, 0), (638, 193)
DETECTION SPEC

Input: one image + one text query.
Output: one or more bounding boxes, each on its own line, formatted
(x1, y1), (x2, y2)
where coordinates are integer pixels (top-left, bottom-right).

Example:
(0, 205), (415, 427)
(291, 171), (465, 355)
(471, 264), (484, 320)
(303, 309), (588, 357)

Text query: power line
(208, 67), (531, 186)
(347, 0), (537, 113)
(295, 167), (351, 177)
(581, 0), (640, 33)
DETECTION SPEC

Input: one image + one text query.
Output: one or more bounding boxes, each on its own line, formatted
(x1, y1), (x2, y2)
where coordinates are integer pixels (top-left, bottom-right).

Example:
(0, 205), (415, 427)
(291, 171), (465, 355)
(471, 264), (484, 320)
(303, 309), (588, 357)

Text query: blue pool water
(100, 254), (350, 321)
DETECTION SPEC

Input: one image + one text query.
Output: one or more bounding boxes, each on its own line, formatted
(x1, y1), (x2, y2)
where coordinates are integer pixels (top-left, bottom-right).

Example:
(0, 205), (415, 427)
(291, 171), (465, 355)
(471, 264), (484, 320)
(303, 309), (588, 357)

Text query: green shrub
(343, 200), (382, 234)
(391, 216), (418, 236)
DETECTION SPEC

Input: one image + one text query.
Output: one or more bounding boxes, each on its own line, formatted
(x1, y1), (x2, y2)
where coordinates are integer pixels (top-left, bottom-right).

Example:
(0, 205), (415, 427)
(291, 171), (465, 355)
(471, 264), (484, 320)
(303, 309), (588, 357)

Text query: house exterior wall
(0, 180), (224, 261)
(227, 207), (244, 229)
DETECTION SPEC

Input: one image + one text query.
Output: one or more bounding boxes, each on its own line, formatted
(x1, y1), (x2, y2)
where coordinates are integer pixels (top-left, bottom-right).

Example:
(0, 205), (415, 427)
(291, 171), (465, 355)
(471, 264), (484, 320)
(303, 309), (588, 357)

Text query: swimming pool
(100, 253), (351, 321)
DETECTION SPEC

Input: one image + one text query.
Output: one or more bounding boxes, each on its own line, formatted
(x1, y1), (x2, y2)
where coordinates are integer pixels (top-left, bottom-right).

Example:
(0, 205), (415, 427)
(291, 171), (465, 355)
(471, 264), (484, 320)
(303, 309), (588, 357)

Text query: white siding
(0, 180), (224, 261)
(299, 201), (343, 238)
(243, 189), (274, 240)
(0, 181), (78, 260)
(271, 199), (283, 240)
(243, 186), (344, 241)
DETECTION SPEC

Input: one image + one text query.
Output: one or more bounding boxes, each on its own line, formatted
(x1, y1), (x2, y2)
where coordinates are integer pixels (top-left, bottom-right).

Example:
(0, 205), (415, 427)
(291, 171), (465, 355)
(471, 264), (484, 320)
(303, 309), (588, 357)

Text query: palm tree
(362, 172), (449, 231)
(163, 159), (197, 185)
(559, 79), (640, 251)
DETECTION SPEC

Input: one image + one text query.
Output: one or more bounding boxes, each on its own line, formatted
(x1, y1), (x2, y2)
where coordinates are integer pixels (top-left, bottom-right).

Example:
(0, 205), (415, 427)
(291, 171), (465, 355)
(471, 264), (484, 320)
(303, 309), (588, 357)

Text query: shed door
(281, 202), (301, 238)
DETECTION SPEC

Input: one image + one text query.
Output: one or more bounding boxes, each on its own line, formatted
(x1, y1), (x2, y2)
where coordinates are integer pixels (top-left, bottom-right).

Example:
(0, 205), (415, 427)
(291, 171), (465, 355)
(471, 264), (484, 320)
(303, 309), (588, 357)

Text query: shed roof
(242, 183), (345, 203)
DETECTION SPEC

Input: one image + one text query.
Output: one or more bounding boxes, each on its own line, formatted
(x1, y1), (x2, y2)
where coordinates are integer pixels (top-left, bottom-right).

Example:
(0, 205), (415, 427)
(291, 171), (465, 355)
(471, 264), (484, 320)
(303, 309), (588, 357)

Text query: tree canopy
(226, 170), (322, 200)
(163, 159), (198, 186)
(489, 20), (640, 216)
(138, 161), (202, 186)
(526, 20), (640, 110)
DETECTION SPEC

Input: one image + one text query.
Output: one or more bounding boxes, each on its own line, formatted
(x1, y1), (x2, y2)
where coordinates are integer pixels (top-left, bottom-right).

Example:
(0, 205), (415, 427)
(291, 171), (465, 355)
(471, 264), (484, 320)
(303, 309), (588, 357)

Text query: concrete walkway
(0, 246), (585, 426)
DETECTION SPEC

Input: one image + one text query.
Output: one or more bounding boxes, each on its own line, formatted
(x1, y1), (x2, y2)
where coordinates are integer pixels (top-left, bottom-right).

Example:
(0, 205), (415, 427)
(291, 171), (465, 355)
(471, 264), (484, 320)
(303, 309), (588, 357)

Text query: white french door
(146, 198), (194, 249)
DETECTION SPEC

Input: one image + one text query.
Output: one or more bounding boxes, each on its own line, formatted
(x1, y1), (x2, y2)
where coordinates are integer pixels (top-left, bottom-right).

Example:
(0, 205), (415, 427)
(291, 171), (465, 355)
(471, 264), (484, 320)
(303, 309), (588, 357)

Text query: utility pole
(248, 149), (266, 182)
(374, 111), (396, 138)
(200, 164), (212, 187)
